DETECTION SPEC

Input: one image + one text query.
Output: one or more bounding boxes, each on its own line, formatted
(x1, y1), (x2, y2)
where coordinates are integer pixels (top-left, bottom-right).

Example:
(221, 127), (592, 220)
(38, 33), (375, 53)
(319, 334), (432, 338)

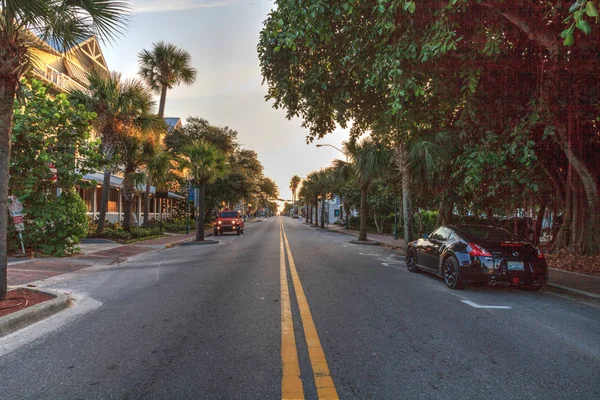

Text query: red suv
(213, 210), (244, 236)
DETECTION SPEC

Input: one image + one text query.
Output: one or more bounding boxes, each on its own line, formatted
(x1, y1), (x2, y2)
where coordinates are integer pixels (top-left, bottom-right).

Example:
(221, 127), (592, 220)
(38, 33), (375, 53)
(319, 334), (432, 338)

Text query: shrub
(9, 190), (90, 256)
(414, 210), (439, 236)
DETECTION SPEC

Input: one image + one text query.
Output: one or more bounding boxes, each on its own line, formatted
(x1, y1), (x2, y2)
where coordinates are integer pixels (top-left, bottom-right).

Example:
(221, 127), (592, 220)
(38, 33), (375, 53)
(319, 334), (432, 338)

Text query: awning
(82, 173), (184, 200)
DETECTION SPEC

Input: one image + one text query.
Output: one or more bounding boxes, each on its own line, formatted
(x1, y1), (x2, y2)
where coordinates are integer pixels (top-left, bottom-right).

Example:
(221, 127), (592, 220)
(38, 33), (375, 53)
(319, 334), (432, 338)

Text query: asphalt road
(0, 217), (599, 399)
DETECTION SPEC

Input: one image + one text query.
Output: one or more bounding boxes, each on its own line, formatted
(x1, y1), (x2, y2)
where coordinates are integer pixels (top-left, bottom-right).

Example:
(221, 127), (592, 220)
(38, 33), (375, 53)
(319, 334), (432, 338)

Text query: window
(431, 227), (452, 241)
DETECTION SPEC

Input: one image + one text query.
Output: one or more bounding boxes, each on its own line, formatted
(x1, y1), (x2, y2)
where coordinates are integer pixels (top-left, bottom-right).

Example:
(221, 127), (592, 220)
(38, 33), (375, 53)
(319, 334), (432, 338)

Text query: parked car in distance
(406, 224), (548, 291)
(214, 210), (244, 236)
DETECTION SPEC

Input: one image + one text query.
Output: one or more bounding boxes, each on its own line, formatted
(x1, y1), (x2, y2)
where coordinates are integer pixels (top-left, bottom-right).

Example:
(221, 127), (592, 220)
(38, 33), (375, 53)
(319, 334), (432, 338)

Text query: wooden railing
(45, 70), (88, 93)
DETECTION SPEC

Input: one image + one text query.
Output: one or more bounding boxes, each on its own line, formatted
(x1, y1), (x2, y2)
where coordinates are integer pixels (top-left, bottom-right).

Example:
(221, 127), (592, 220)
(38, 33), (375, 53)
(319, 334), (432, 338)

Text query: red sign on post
(12, 215), (23, 224)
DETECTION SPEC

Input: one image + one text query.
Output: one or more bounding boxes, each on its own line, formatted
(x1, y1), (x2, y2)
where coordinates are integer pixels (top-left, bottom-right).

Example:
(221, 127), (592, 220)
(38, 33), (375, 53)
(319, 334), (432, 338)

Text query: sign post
(8, 196), (26, 254)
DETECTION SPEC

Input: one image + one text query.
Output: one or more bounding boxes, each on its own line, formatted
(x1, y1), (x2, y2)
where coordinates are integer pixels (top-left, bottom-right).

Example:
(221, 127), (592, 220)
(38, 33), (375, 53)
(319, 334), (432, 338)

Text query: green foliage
(8, 79), (98, 256)
(87, 223), (163, 242)
(415, 210), (439, 236)
(166, 117), (238, 155)
(9, 190), (89, 256)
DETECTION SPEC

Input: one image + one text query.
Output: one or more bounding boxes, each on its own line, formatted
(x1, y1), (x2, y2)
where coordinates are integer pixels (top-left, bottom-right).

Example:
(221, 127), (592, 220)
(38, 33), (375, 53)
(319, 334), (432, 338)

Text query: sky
(101, 0), (350, 202)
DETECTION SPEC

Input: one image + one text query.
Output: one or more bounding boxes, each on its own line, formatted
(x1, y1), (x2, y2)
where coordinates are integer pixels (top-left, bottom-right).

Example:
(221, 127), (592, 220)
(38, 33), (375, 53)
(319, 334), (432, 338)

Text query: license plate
(507, 261), (524, 271)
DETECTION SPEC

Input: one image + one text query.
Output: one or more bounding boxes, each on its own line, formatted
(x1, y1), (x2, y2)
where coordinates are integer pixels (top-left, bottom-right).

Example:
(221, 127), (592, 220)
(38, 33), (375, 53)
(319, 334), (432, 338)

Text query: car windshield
(220, 212), (239, 218)
(458, 225), (522, 242)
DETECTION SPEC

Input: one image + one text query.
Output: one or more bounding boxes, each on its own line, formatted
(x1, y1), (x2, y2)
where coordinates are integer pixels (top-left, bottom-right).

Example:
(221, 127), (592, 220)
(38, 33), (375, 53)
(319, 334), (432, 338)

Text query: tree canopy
(259, 0), (600, 254)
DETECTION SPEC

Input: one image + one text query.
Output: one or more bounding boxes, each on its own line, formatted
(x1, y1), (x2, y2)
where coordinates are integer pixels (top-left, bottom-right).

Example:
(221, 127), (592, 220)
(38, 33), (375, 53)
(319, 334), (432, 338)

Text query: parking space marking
(461, 300), (511, 309)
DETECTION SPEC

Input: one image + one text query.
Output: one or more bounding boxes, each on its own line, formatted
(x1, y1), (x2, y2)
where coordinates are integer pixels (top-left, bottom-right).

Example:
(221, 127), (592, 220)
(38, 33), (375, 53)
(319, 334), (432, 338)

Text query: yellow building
(29, 34), (182, 225)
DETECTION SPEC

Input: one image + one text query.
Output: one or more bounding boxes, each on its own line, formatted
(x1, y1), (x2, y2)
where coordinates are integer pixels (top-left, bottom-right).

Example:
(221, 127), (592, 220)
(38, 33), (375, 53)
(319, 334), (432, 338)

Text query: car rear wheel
(443, 255), (463, 290)
(406, 248), (419, 273)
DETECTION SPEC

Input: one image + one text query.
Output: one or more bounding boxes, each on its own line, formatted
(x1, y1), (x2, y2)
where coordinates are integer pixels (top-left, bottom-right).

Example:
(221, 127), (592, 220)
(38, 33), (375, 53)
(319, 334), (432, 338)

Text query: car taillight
(467, 243), (491, 257)
(218, 220), (222, 224)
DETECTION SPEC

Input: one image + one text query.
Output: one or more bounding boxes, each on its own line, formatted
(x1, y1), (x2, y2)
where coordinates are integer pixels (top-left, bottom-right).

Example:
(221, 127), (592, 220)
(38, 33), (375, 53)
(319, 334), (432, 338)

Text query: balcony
(44, 68), (88, 93)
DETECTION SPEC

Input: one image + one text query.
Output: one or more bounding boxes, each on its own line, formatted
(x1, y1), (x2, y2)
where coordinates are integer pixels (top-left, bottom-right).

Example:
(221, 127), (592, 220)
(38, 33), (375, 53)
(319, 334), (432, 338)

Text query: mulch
(545, 253), (600, 276)
(0, 288), (55, 317)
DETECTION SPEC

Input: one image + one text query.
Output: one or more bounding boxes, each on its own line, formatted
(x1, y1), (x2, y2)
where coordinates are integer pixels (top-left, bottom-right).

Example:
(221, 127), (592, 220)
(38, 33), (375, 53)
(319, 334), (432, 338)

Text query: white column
(118, 189), (122, 222)
(137, 195), (142, 226)
(92, 187), (97, 219)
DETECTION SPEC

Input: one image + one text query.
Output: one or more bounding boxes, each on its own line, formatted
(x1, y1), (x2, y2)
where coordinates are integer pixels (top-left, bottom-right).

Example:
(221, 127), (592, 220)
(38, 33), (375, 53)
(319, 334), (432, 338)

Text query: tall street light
(315, 143), (349, 229)
(316, 143), (348, 162)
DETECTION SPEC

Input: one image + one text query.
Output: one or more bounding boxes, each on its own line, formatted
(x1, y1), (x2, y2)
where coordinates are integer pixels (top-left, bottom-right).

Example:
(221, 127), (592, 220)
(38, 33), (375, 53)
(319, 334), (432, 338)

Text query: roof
(164, 117), (182, 132)
(81, 173), (184, 200)
(38, 34), (92, 53)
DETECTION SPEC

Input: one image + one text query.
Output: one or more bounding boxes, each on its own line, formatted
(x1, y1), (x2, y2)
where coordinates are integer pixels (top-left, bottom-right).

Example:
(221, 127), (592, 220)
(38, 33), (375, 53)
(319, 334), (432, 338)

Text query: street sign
(49, 163), (57, 182)
(8, 196), (26, 251)
(8, 195), (23, 216)
(188, 188), (196, 202)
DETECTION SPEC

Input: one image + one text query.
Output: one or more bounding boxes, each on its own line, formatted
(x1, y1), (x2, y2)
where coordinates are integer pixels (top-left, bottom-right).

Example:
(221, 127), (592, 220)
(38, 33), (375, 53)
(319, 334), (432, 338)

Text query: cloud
(131, 0), (238, 13)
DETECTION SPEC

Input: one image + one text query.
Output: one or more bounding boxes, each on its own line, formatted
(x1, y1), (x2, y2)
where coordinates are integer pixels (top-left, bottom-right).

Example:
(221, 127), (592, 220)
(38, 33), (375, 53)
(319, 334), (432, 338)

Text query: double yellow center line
(280, 220), (339, 400)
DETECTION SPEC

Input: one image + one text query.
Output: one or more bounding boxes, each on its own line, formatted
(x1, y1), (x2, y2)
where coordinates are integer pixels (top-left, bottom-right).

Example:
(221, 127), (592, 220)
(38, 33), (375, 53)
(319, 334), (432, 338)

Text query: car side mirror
(422, 233), (429, 239)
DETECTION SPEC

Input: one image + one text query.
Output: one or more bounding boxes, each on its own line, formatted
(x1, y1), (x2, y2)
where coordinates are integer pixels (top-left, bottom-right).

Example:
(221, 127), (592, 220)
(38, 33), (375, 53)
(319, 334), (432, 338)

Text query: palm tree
(334, 138), (389, 241)
(391, 130), (458, 243)
(138, 42), (196, 225)
(0, 0), (129, 300)
(69, 71), (156, 233)
(138, 41), (197, 118)
(144, 149), (175, 228)
(118, 122), (163, 232)
(315, 169), (333, 229)
(304, 172), (320, 226)
(289, 175), (301, 214)
(180, 140), (228, 241)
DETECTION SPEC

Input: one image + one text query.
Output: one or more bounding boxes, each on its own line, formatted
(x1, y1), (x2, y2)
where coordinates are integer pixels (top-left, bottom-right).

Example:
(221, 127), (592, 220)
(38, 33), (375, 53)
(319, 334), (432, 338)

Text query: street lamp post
(394, 195), (398, 240)
(186, 174), (191, 234)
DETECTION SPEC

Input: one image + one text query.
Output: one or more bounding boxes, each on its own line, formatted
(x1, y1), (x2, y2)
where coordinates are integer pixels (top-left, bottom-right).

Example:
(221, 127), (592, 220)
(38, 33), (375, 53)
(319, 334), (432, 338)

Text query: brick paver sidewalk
(7, 230), (208, 287)
(325, 223), (406, 250)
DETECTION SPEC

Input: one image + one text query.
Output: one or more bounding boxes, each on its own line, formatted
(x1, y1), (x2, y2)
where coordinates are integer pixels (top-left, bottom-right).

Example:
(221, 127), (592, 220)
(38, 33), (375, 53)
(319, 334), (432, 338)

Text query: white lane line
(381, 263), (390, 267)
(461, 300), (511, 309)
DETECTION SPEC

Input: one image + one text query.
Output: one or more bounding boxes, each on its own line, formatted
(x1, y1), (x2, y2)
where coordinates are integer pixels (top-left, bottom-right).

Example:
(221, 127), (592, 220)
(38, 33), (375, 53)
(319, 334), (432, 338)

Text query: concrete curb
(547, 283), (600, 300)
(323, 226), (406, 252)
(165, 232), (213, 248)
(0, 289), (71, 338)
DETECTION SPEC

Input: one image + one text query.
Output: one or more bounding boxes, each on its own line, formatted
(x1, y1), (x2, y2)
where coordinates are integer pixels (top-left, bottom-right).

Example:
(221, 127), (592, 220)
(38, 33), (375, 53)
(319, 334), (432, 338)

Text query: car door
(426, 227), (452, 270)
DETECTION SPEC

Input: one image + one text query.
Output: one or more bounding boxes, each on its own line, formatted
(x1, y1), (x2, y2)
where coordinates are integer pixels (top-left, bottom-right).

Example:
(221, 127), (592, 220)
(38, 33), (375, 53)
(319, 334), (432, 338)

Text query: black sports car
(406, 224), (548, 291)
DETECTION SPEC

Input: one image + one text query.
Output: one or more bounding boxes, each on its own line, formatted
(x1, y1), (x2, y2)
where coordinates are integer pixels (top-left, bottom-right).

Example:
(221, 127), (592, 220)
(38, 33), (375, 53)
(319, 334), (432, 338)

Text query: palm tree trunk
(314, 196), (319, 226)
(122, 169), (136, 232)
(158, 85), (168, 119)
(401, 160), (413, 244)
(143, 179), (151, 228)
(320, 196), (325, 229)
(123, 199), (132, 232)
(359, 185), (368, 241)
(0, 76), (17, 300)
(97, 169), (111, 233)
(196, 181), (206, 241)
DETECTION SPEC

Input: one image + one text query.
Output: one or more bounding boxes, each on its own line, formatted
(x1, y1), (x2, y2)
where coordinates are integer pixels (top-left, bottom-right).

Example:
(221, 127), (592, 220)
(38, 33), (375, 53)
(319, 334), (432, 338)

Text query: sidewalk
(319, 222), (600, 300)
(6, 231), (203, 287)
(325, 223), (406, 250)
